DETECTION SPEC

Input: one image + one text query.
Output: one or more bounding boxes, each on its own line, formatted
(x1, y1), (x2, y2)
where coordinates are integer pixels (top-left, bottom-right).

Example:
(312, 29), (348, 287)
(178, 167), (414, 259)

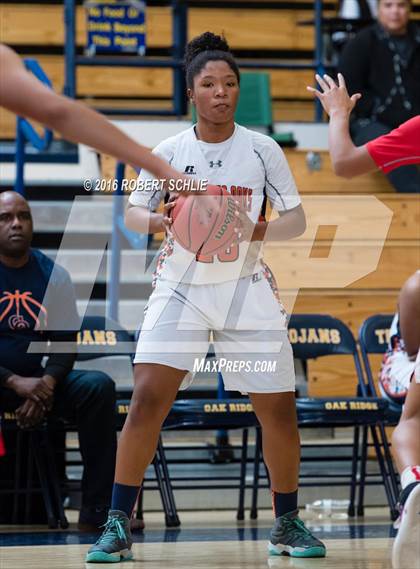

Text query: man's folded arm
(43, 330), (78, 382)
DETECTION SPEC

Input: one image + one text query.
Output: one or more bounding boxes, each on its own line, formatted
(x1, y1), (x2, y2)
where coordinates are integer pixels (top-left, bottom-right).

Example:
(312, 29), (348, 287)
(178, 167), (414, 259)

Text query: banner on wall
(85, 0), (146, 55)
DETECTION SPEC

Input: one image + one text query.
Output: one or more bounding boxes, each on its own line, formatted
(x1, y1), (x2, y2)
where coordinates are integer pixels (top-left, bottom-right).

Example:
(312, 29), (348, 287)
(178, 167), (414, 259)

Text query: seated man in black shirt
(0, 190), (117, 530)
(338, 0), (420, 193)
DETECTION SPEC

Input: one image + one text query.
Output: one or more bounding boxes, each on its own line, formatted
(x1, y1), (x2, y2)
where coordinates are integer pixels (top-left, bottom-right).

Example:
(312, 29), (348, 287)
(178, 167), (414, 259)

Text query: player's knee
(391, 424), (399, 444)
(392, 411), (420, 444)
(128, 384), (168, 424)
(392, 417), (411, 447)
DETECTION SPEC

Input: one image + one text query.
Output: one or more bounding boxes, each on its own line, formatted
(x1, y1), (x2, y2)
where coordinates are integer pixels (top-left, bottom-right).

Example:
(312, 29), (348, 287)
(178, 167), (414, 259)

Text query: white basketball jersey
(129, 124), (300, 285)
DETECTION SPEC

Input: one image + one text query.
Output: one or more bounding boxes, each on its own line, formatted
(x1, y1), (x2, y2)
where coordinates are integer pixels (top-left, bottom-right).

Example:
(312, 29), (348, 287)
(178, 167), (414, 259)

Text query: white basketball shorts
(133, 266), (295, 394)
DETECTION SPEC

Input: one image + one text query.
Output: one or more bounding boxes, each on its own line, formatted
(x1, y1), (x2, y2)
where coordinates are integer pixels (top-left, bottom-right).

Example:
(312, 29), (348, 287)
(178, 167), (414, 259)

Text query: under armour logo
(209, 160), (222, 168)
(184, 165), (196, 175)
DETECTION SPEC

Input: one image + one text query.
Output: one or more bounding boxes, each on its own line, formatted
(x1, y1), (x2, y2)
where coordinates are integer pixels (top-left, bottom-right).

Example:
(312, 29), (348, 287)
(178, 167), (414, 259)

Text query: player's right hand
(162, 196), (177, 232)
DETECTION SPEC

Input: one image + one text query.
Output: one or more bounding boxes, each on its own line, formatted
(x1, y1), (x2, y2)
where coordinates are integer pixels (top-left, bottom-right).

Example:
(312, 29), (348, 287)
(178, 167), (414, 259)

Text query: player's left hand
(307, 73), (361, 118)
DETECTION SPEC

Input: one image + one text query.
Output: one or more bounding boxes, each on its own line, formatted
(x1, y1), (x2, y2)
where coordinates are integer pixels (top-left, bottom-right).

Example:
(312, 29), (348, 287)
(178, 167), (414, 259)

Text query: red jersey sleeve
(366, 116), (420, 174)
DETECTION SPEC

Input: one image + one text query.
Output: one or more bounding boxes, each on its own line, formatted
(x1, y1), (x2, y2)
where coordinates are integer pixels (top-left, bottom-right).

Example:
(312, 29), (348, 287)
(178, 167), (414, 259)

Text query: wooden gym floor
(0, 508), (402, 569)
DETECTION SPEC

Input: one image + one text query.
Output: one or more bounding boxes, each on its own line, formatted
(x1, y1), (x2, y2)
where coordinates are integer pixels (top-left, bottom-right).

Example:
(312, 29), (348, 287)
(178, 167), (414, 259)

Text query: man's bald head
(0, 190), (33, 261)
(0, 190), (29, 209)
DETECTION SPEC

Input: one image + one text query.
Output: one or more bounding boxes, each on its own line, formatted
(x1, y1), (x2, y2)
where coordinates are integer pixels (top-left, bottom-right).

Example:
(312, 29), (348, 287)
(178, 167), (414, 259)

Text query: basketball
(170, 184), (238, 255)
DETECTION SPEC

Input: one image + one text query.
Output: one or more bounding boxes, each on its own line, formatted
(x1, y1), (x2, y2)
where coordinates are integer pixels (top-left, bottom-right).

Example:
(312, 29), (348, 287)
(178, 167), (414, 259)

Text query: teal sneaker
(268, 509), (326, 558)
(86, 510), (133, 563)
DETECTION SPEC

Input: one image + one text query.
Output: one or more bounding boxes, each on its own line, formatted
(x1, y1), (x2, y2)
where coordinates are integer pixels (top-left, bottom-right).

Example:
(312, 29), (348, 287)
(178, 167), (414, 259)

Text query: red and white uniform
(129, 124), (300, 285)
(128, 124), (300, 394)
(367, 116), (420, 173)
(379, 313), (418, 403)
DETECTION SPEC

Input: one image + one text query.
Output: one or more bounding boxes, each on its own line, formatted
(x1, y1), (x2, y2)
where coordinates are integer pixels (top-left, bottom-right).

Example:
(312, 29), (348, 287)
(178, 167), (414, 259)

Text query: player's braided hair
(184, 32), (240, 89)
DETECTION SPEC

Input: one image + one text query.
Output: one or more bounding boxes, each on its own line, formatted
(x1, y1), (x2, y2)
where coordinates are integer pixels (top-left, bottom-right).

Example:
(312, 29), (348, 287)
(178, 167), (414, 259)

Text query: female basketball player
(87, 32), (326, 563)
(386, 271), (420, 569)
(309, 74), (420, 569)
(370, 270), (420, 569)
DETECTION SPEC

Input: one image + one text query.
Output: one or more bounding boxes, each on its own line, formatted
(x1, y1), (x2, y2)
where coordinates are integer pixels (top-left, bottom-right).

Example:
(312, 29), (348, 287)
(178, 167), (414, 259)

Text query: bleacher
(1, 1), (419, 398)
(2, 0), (419, 138)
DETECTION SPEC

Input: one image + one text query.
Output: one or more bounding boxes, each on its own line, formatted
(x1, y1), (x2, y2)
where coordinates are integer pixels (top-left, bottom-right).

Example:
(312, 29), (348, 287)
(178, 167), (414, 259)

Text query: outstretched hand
(307, 73), (361, 118)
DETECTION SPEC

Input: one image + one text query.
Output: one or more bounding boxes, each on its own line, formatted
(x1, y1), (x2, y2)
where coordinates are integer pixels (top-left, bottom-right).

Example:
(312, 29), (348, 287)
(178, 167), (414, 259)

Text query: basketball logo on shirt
(209, 160), (223, 168)
(0, 290), (48, 330)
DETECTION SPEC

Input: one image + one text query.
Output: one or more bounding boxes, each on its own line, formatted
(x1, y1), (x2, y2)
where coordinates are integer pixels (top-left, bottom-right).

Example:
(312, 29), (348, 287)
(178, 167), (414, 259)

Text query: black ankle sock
(111, 482), (141, 518)
(272, 489), (298, 518)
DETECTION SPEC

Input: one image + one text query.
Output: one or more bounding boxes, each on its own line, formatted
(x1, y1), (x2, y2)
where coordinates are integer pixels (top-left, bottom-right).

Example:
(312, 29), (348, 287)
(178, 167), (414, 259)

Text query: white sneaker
(392, 483), (420, 569)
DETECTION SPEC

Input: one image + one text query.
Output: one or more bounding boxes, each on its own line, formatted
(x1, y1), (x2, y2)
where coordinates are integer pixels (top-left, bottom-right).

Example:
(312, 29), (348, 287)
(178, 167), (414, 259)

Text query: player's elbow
(124, 208), (136, 232)
(333, 160), (356, 179)
(124, 205), (148, 234)
(297, 214), (306, 236)
(288, 205), (306, 237)
(295, 212), (306, 237)
(39, 97), (70, 131)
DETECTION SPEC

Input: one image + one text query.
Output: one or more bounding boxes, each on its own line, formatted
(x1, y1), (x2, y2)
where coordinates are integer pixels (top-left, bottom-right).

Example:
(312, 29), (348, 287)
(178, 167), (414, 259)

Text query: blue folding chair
(75, 316), (180, 527)
(250, 314), (397, 519)
(116, 397), (259, 523)
(359, 314), (401, 516)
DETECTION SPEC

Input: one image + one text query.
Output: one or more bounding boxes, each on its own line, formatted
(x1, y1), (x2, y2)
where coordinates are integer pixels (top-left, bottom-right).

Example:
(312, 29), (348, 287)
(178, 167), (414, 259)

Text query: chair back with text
(288, 313), (357, 358)
(76, 315), (134, 361)
(76, 315), (135, 394)
(358, 314), (393, 397)
(254, 314), (394, 519)
(288, 313), (366, 393)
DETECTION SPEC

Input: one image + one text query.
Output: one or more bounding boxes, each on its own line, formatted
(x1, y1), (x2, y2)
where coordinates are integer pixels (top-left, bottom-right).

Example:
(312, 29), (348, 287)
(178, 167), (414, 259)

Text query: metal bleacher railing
(64, 0), (326, 121)
(64, 0), (188, 117)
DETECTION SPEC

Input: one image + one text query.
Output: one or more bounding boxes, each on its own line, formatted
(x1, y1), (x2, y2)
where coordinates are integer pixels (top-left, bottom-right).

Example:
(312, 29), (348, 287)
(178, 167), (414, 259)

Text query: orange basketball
(170, 185), (237, 255)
